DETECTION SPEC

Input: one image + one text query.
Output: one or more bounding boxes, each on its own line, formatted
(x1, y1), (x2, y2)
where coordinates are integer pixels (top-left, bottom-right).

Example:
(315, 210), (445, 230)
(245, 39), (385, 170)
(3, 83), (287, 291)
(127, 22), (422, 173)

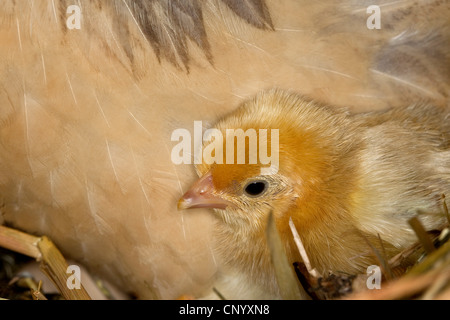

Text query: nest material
(0, 225), (91, 300)
(289, 219), (450, 300)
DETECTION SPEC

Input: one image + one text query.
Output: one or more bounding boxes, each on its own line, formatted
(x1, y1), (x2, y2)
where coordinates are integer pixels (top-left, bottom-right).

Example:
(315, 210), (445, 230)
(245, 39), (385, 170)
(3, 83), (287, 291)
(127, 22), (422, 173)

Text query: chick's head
(179, 89), (360, 238)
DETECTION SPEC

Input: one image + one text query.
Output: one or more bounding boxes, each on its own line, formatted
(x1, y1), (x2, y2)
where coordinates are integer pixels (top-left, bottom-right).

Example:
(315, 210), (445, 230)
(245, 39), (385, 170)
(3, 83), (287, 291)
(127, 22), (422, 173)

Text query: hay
(290, 219), (450, 300)
(0, 225), (91, 300)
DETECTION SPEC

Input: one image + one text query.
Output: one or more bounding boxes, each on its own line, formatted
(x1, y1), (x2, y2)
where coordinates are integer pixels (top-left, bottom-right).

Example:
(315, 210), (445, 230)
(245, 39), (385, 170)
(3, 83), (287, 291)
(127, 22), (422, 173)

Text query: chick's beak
(178, 172), (231, 210)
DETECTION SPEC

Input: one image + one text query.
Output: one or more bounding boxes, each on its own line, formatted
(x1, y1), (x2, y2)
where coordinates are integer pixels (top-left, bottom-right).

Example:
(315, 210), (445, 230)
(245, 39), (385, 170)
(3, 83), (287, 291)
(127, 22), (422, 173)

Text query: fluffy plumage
(179, 89), (449, 298)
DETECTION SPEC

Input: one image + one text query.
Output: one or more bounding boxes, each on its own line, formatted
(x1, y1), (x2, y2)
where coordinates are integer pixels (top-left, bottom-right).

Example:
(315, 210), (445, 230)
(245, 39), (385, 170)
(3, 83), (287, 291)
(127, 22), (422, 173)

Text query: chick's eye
(244, 180), (268, 197)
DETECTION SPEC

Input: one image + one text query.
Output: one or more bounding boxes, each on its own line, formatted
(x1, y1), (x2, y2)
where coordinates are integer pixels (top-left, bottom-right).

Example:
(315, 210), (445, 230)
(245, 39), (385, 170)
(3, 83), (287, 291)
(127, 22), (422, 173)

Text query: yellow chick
(178, 88), (449, 299)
